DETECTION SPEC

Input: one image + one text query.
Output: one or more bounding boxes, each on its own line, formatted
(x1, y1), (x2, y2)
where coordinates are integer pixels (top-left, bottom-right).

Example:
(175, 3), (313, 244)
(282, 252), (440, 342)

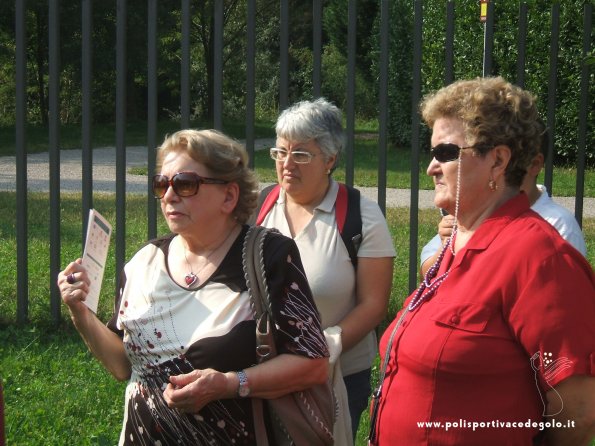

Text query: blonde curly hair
(420, 76), (544, 187)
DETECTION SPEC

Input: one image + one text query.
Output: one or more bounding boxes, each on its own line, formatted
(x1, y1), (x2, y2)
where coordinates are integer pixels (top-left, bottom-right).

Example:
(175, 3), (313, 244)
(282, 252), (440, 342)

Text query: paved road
(0, 145), (592, 216)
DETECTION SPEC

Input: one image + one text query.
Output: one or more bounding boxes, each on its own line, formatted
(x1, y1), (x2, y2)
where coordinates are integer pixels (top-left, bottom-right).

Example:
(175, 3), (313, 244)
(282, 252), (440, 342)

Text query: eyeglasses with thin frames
(270, 147), (318, 164)
(152, 172), (228, 198)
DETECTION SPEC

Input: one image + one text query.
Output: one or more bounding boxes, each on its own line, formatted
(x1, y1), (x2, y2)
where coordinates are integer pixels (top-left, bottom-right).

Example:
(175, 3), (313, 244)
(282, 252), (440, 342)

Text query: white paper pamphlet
(81, 209), (112, 313)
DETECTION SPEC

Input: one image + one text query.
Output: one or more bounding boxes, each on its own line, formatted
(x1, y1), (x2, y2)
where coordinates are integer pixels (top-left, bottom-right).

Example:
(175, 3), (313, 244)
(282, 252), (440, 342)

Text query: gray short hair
(275, 98), (344, 168)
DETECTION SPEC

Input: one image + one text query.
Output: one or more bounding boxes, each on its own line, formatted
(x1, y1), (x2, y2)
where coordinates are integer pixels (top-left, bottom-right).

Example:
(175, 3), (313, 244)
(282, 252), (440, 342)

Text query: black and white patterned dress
(107, 225), (328, 446)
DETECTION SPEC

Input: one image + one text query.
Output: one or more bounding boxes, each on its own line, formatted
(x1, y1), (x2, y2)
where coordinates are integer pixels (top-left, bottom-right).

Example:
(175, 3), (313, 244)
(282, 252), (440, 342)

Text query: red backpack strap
(255, 184), (281, 225)
(335, 183), (348, 233)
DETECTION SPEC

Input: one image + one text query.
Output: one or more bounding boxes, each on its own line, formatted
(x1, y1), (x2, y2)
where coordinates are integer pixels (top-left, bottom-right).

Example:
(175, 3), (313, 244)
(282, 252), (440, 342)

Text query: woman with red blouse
(369, 77), (594, 446)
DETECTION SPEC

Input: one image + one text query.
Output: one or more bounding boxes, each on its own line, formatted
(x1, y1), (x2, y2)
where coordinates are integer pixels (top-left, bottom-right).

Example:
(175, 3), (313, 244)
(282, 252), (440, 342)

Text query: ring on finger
(67, 273), (76, 284)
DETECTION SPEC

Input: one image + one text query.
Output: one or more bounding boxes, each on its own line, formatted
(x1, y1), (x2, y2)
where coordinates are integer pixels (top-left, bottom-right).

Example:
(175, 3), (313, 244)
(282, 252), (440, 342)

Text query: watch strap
(236, 369), (250, 397)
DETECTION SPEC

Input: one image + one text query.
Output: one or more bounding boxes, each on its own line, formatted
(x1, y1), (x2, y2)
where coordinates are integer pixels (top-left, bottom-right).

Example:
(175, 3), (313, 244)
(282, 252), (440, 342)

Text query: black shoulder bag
(242, 226), (335, 446)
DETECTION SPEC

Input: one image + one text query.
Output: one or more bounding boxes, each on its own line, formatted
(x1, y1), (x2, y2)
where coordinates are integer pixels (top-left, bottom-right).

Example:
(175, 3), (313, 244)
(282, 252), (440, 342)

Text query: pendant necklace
(182, 226), (237, 286)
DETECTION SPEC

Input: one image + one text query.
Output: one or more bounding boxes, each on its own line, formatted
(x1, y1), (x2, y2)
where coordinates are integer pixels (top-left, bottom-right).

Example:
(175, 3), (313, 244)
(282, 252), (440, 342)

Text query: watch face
(237, 370), (250, 397)
(238, 385), (250, 397)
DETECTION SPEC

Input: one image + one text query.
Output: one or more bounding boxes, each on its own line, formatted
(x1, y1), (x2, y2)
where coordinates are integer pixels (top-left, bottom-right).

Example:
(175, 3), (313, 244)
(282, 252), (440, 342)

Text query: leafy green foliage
(395, 0), (594, 164)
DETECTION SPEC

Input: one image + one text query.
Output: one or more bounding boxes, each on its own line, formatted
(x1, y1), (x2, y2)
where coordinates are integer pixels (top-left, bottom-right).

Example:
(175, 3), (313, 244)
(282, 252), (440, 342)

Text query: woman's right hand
(58, 259), (132, 380)
(57, 259), (91, 316)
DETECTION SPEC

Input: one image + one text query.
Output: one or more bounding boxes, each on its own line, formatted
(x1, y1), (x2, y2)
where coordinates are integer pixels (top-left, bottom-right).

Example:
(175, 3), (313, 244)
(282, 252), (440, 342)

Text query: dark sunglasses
(152, 172), (228, 198)
(430, 142), (475, 163)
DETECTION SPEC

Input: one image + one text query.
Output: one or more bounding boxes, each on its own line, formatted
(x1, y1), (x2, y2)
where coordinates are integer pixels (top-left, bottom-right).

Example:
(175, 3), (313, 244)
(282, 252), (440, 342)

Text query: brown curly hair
(420, 76), (544, 187)
(156, 129), (258, 224)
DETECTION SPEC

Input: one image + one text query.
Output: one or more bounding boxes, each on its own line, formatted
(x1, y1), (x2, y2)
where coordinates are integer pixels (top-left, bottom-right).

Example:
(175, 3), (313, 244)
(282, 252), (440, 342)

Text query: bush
(388, 0), (594, 164)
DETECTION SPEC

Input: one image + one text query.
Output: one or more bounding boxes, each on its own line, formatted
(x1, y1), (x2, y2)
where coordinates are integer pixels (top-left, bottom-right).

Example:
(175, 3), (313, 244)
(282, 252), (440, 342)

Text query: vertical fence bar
(408, 0), (423, 293)
(279, 0), (289, 111)
(81, 0), (93, 240)
(575, 4), (592, 226)
(377, 0), (389, 213)
(345, 0), (356, 186)
(312, 0), (322, 99)
(181, 0), (190, 128)
(115, 0), (127, 289)
(15, 0), (28, 324)
(213, 0), (223, 130)
(482, 0), (495, 76)
(515, 2), (527, 88)
(246, 0), (256, 167)
(49, 0), (61, 324)
(544, 3), (560, 194)
(444, 1), (455, 85)
(147, 0), (158, 239)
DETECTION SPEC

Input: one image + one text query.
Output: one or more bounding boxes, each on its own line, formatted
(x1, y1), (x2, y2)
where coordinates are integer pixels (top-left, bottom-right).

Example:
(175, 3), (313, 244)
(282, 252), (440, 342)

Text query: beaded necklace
(408, 146), (463, 310)
(408, 232), (454, 311)
(370, 145), (464, 442)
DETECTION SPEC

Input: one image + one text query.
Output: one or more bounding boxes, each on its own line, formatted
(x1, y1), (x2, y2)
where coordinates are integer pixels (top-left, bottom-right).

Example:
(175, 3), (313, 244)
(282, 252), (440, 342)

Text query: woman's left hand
(163, 368), (233, 413)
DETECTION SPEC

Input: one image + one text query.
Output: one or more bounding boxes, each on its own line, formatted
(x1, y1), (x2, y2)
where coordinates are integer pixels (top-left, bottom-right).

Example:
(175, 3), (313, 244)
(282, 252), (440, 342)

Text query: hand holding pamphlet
(81, 209), (112, 313)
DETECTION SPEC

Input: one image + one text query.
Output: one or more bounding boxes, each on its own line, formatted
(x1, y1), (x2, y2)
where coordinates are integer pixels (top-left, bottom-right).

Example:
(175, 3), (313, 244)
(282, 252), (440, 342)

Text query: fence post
(15, 0), (29, 324)
(147, 0), (158, 239)
(245, 0), (256, 167)
(279, 0), (289, 111)
(82, 0), (94, 240)
(312, 0), (323, 99)
(575, 4), (592, 226)
(345, 0), (357, 186)
(115, 0), (127, 291)
(49, 0), (61, 324)
(181, 0), (190, 129)
(482, 0), (495, 77)
(515, 2), (528, 88)
(408, 0), (423, 293)
(377, 0), (389, 214)
(213, 0), (223, 131)
(544, 3), (560, 194)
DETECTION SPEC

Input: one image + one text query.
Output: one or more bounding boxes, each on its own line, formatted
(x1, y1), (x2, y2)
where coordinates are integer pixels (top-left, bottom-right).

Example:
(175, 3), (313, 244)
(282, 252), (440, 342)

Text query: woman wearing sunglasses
(257, 98), (396, 442)
(57, 129), (330, 445)
(419, 136), (587, 278)
(369, 77), (594, 445)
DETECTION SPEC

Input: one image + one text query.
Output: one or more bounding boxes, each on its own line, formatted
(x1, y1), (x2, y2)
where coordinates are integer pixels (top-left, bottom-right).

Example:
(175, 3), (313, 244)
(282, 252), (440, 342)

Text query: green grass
(0, 326), (125, 446)
(0, 192), (593, 445)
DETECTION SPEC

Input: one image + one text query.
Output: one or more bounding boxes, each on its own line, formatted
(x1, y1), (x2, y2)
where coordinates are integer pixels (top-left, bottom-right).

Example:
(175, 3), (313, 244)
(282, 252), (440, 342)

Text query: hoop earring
(488, 179), (498, 191)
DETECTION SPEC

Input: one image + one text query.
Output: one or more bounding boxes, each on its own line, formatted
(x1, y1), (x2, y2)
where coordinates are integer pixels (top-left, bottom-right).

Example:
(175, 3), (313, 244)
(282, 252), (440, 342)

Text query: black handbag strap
(242, 225), (278, 362)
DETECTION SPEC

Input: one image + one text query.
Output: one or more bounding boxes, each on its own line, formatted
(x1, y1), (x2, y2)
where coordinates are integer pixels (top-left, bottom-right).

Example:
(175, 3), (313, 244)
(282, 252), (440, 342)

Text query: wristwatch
(236, 369), (250, 398)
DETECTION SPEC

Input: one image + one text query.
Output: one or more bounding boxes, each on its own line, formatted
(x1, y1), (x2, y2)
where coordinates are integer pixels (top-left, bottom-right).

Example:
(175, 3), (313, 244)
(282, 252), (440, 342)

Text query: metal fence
(11, 0), (593, 324)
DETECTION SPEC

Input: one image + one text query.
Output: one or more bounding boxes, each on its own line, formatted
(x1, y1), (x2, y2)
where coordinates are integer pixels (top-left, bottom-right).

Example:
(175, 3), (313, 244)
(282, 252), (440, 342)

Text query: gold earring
(488, 179), (498, 191)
